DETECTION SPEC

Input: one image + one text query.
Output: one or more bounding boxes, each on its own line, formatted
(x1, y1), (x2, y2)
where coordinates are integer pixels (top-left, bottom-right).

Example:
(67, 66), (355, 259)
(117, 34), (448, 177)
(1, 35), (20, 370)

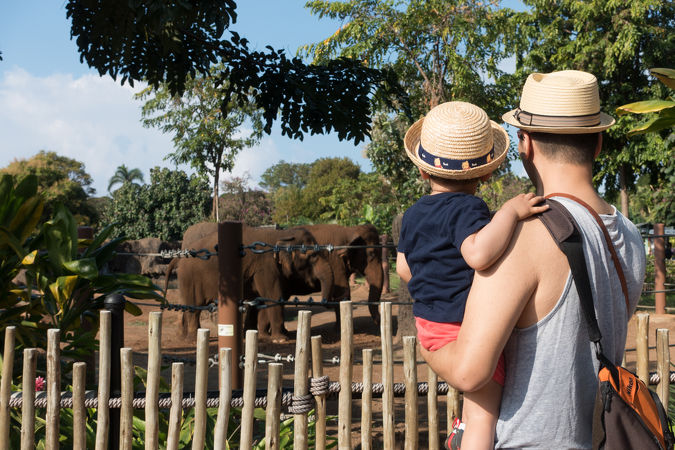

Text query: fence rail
(0, 305), (672, 449)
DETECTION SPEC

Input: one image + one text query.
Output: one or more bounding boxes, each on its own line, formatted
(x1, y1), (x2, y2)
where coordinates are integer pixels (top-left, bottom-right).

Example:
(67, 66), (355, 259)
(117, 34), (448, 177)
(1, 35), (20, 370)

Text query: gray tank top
(494, 197), (645, 449)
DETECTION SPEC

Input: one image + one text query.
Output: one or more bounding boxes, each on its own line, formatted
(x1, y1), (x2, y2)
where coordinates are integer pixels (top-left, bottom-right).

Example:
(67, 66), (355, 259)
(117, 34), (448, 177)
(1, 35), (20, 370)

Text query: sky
(0, 1), (523, 197)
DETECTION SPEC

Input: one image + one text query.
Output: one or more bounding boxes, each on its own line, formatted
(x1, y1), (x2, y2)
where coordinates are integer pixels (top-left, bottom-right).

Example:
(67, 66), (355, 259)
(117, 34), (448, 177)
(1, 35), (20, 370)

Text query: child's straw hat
(502, 70), (615, 134)
(404, 101), (509, 180)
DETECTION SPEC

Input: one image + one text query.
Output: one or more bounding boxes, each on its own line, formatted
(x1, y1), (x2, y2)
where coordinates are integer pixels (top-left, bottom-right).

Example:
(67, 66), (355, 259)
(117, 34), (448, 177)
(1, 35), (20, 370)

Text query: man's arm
(421, 218), (543, 391)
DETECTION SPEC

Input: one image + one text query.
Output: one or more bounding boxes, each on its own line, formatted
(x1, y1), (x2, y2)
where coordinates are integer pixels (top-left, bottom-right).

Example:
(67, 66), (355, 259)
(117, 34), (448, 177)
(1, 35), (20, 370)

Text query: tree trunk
(392, 214), (416, 342)
(619, 165), (630, 218)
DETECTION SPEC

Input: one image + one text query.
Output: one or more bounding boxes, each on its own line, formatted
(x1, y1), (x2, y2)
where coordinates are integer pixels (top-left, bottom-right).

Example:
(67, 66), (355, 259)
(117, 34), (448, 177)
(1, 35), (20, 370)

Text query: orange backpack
(539, 197), (674, 450)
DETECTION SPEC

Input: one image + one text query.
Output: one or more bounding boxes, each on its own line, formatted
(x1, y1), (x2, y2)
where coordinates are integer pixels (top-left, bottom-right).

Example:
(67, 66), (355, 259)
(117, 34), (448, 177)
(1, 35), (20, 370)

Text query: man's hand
(502, 193), (549, 221)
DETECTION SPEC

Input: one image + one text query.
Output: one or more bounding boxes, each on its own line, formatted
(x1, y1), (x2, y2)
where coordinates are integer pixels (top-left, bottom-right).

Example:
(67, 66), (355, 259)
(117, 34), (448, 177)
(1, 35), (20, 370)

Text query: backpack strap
(546, 192), (630, 313)
(537, 199), (603, 346)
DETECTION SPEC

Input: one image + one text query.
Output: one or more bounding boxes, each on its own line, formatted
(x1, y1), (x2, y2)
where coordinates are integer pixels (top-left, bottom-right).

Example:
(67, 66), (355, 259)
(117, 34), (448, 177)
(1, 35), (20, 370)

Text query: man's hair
(529, 132), (600, 165)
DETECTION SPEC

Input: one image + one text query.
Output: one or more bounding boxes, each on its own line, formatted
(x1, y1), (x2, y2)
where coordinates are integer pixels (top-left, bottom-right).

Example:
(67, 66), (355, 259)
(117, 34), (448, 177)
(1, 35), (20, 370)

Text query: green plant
(616, 68), (675, 137)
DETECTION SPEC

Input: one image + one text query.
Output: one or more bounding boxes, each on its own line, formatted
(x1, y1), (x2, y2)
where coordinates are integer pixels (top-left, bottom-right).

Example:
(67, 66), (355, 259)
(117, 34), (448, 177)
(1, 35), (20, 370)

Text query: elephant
(165, 223), (334, 341)
(299, 224), (384, 325)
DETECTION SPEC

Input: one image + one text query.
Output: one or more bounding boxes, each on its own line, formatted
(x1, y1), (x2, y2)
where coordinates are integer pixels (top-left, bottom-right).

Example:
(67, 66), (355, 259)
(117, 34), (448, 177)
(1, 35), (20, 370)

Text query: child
(396, 101), (548, 449)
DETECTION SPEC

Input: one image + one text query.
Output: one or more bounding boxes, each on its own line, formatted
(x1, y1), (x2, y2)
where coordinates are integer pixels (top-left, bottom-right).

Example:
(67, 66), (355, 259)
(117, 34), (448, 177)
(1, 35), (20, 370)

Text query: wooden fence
(0, 304), (672, 449)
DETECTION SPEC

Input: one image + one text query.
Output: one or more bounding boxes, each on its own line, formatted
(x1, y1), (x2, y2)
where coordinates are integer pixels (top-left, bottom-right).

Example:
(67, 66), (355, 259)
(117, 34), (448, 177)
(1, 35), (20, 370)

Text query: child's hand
(503, 193), (549, 220)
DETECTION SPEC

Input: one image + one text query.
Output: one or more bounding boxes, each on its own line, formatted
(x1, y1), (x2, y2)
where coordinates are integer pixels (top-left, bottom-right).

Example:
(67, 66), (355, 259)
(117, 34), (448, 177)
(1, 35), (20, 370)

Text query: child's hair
(529, 132), (600, 165)
(427, 173), (483, 190)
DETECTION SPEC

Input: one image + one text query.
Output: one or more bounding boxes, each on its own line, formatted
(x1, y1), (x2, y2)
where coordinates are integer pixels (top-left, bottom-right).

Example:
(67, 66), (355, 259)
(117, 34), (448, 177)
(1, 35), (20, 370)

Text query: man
(421, 70), (646, 448)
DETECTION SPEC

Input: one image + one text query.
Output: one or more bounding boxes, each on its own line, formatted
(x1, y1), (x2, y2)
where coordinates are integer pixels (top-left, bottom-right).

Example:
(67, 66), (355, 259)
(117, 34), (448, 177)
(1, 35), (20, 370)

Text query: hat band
(418, 144), (495, 171)
(514, 108), (601, 127)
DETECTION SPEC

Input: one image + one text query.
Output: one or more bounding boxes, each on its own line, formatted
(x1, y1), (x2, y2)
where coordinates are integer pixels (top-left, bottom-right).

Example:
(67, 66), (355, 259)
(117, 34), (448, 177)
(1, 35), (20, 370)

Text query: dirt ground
(121, 283), (675, 448)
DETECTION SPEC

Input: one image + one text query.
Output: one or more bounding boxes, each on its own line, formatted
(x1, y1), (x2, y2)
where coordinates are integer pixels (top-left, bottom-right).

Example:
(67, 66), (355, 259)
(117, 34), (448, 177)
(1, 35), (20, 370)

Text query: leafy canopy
(108, 164), (144, 193)
(65, 0), (405, 144)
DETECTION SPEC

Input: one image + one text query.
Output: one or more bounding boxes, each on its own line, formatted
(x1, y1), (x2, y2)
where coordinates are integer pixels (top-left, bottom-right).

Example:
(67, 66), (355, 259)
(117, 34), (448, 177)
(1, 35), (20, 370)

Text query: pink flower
(35, 376), (45, 392)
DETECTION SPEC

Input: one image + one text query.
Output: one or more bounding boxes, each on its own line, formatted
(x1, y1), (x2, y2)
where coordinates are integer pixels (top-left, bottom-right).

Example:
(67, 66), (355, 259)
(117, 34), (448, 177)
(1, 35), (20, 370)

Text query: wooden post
(361, 349), (373, 450)
(72, 362), (86, 450)
(403, 336), (418, 450)
(20, 348), (37, 450)
(46, 329), (61, 450)
(381, 302), (395, 449)
(218, 221), (243, 389)
(447, 388), (461, 431)
(166, 363), (184, 450)
(265, 363), (283, 450)
(311, 336), (327, 450)
(636, 312), (650, 384)
(214, 348), (232, 450)
(338, 301), (353, 449)
(654, 223), (666, 314)
(192, 329), (210, 450)
(656, 328), (670, 406)
(95, 310), (111, 450)
(427, 367), (439, 450)
(120, 348), (134, 450)
(145, 311), (162, 450)
(294, 310), (311, 450)
(0, 326), (16, 450)
(240, 329), (258, 449)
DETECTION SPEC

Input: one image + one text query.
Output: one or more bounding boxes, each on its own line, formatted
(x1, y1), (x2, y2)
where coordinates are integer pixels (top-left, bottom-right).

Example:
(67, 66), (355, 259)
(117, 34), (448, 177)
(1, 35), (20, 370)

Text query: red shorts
(415, 317), (505, 386)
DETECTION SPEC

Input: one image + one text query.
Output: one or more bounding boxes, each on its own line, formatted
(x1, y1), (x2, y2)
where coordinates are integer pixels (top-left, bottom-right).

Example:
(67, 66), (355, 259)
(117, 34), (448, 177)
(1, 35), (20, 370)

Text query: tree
(136, 65), (264, 221)
(259, 160), (312, 192)
(0, 150), (96, 224)
(102, 167), (211, 241)
(107, 164), (144, 193)
(63, 0), (404, 144)
(219, 175), (274, 226)
(302, 0), (518, 206)
(512, 0), (675, 217)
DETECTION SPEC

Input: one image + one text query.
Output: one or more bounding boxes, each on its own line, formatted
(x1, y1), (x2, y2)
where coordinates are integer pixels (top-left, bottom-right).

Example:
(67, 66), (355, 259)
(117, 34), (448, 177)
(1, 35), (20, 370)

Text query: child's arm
(396, 251), (412, 284)
(461, 193), (548, 271)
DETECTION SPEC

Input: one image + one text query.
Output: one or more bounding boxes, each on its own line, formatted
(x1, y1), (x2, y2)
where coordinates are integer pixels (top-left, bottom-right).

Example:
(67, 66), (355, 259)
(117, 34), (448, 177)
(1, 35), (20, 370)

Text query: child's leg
(458, 380), (502, 450)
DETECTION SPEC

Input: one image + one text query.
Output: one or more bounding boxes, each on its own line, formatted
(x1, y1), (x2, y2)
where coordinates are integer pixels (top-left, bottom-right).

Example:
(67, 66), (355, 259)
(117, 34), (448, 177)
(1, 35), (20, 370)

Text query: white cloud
(0, 67), (180, 196)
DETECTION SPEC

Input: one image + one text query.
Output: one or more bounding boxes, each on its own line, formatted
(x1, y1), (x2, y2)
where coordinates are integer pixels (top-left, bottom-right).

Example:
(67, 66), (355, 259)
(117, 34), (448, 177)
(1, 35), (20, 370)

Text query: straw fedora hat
(502, 70), (615, 134)
(404, 101), (509, 180)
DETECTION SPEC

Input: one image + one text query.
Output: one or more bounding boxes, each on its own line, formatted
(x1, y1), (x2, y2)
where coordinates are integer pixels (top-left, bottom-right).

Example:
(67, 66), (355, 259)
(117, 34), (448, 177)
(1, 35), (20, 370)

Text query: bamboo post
(95, 310), (112, 450)
(214, 348), (232, 450)
(20, 348), (37, 450)
(381, 234), (390, 294)
(146, 311), (162, 450)
(294, 310), (312, 450)
(656, 329), (670, 406)
(427, 367), (439, 450)
(240, 329), (258, 449)
(192, 328), (210, 450)
(361, 349), (373, 450)
(120, 348), (134, 450)
(447, 388), (461, 431)
(46, 329), (61, 450)
(338, 301), (353, 449)
(403, 336), (418, 450)
(311, 336), (327, 450)
(636, 312), (650, 384)
(166, 363), (184, 450)
(654, 223), (666, 314)
(381, 302), (394, 449)
(0, 326), (16, 450)
(265, 363), (283, 450)
(218, 221), (243, 389)
(72, 362), (86, 450)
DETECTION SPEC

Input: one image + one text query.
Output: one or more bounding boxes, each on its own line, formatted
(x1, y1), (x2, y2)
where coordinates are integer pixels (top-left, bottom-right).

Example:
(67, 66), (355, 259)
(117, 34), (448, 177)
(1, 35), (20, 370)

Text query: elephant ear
(274, 238), (295, 277)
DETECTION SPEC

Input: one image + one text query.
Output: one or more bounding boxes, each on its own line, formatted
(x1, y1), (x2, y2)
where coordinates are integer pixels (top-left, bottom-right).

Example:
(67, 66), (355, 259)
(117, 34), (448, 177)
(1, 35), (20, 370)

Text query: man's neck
(536, 161), (613, 215)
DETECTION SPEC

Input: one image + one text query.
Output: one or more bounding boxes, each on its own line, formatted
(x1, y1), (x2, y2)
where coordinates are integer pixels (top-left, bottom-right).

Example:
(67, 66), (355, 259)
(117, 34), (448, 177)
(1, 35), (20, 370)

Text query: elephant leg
(180, 311), (201, 339)
(265, 305), (287, 342)
(243, 305), (259, 332)
(368, 302), (381, 326)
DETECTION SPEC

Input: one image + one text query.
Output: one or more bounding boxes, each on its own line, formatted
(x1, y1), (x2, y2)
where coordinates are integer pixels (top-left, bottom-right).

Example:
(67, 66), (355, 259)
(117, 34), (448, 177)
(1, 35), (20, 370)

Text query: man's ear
(593, 133), (603, 159)
(520, 131), (534, 160)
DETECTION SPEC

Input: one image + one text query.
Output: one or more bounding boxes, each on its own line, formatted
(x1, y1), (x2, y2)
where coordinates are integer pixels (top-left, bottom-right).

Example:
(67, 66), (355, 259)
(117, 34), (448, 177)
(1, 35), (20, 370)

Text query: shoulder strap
(538, 199), (602, 345)
(546, 192), (630, 313)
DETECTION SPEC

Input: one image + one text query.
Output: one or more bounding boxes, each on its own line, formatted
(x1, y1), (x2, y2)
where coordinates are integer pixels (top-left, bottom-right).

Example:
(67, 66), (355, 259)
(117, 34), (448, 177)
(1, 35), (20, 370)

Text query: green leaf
(651, 68), (675, 89)
(21, 250), (38, 265)
(627, 116), (675, 137)
(63, 258), (99, 279)
(124, 301), (143, 316)
(616, 100), (675, 116)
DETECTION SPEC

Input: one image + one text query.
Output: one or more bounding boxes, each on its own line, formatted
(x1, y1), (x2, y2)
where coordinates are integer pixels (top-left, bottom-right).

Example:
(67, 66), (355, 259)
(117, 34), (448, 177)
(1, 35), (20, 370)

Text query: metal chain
(241, 296), (414, 309)
(133, 301), (217, 313)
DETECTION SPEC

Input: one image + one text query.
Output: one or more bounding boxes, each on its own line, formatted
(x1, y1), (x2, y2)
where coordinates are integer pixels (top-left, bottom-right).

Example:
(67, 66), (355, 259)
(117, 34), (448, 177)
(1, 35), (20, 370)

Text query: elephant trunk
(365, 260), (384, 325)
(314, 257), (334, 302)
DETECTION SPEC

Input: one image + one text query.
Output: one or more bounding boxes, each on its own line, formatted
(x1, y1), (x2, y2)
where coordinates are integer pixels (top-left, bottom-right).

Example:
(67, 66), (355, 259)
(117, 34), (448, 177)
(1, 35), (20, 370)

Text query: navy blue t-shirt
(398, 192), (491, 323)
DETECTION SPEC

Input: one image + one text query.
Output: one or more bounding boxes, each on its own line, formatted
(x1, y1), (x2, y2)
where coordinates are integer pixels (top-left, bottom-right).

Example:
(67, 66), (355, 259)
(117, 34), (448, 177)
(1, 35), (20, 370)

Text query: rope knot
(309, 375), (330, 396)
(287, 393), (314, 414)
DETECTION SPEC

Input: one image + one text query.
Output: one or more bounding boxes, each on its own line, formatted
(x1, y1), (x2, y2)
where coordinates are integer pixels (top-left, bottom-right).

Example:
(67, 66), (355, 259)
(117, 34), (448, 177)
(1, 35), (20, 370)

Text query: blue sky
(0, 1), (523, 196)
